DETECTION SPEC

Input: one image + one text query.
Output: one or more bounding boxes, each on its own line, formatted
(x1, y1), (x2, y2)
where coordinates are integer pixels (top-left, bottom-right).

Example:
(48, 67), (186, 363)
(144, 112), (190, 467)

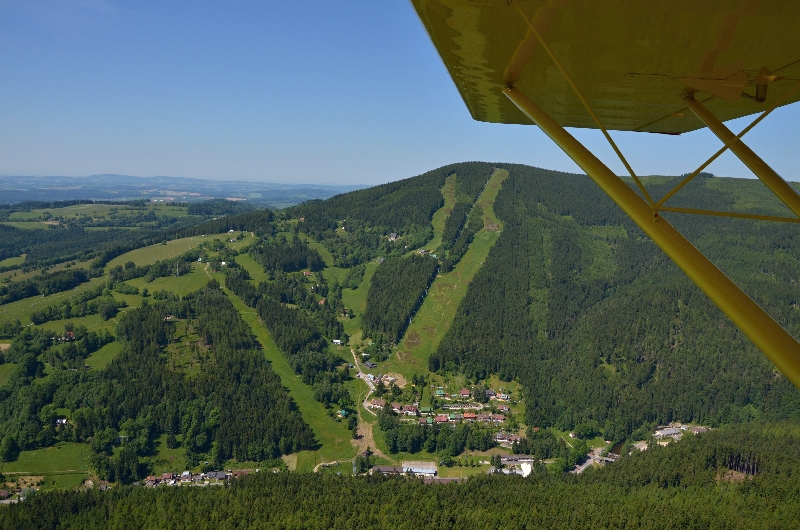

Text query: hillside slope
(432, 165), (800, 438)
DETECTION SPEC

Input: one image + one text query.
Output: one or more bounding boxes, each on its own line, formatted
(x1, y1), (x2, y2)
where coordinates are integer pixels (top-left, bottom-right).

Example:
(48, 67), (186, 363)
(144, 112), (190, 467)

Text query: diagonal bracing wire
(656, 80), (800, 208)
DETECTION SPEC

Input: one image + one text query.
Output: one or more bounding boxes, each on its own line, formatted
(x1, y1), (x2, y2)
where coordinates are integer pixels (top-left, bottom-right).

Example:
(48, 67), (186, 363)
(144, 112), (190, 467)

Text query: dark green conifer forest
(4, 423), (800, 529)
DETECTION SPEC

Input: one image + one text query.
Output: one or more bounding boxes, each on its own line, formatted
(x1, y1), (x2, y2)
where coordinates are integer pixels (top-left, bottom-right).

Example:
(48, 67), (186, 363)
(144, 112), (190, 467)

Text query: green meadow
(0, 254), (26, 268)
(340, 262), (378, 341)
(234, 253), (271, 284)
(105, 235), (210, 270)
(85, 341), (123, 370)
(0, 221), (51, 230)
(424, 174), (457, 252)
(1, 442), (91, 475)
(0, 362), (17, 387)
(124, 263), (212, 297)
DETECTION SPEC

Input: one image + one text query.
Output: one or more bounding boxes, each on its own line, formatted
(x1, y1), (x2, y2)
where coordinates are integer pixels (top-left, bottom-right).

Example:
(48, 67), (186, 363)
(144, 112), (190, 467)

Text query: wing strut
(683, 95), (800, 218)
(503, 84), (800, 388)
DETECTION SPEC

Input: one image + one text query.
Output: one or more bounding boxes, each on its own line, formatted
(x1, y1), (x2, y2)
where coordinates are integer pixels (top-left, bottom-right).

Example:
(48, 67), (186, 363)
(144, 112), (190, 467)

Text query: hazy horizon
(2, 2), (800, 186)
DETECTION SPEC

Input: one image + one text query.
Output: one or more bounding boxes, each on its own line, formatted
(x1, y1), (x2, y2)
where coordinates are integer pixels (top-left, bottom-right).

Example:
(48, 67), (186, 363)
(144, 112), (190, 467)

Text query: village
(357, 370), (523, 447)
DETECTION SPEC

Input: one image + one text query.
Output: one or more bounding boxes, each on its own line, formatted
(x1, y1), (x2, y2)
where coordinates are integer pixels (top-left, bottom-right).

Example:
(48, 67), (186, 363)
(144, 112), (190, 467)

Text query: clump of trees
(30, 286), (126, 325)
(250, 235), (324, 273)
(362, 255), (438, 344)
(0, 269), (90, 305)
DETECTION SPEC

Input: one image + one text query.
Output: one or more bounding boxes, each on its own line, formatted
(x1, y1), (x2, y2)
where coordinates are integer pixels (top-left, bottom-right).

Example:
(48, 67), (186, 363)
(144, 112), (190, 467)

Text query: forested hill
(288, 162), (495, 266)
(429, 164), (800, 439)
(282, 160), (800, 440)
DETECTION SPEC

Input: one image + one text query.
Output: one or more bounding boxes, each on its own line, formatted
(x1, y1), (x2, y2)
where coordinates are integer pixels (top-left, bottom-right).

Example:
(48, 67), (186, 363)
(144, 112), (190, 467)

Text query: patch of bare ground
(385, 373), (407, 387)
(281, 454), (298, 471)
(352, 405), (391, 463)
(404, 330), (422, 347)
(717, 469), (751, 482)
(17, 476), (44, 488)
(0, 343), (10, 352)
(485, 222), (499, 231)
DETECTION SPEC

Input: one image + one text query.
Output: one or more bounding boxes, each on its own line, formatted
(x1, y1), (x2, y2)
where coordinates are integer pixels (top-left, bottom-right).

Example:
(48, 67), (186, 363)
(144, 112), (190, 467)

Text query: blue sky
(2, 0), (800, 185)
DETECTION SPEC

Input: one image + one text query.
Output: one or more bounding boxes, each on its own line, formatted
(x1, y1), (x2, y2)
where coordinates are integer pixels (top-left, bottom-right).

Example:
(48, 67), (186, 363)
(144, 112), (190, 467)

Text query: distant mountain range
(0, 174), (368, 207)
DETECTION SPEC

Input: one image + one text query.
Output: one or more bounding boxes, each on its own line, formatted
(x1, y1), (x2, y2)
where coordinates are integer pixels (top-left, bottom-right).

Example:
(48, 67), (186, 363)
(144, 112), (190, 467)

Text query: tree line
(5, 422), (800, 529)
(0, 269), (92, 305)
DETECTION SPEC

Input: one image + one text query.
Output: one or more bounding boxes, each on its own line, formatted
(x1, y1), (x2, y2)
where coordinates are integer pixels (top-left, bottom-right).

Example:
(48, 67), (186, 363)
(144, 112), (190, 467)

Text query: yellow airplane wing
(411, 0), (800, 388)
(411, 0), (800, 134)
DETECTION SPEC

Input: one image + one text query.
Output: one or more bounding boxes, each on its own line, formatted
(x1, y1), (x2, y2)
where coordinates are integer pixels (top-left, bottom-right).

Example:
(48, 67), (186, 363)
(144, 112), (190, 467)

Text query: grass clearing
(149, 434), (187, 475)
(39, 473), (88, 491)
(341, 262), (378, 339)
(384, 169), (508, 380)
(125, 264), (211, 297)
(223, 288), (356, 471)
(1, 443), (91, 474)
(0, 363), (18, 387)
(106, 235), (210, 270)
(426, 174), (457, 252)
(85, 341), (122, 370)
(0, 254), (26, 268)
(0, 221), (50, 230)
(235, 253), (271, 284)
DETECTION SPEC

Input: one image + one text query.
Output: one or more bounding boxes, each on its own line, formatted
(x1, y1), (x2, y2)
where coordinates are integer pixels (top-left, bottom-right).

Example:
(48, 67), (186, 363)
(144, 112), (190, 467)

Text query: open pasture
(0, 255), (26, 268)
(1, 443), (91, 475)
(0, 221), (50, 230)
(124, 263), (211, 296)
(106, 235), (209, 270)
